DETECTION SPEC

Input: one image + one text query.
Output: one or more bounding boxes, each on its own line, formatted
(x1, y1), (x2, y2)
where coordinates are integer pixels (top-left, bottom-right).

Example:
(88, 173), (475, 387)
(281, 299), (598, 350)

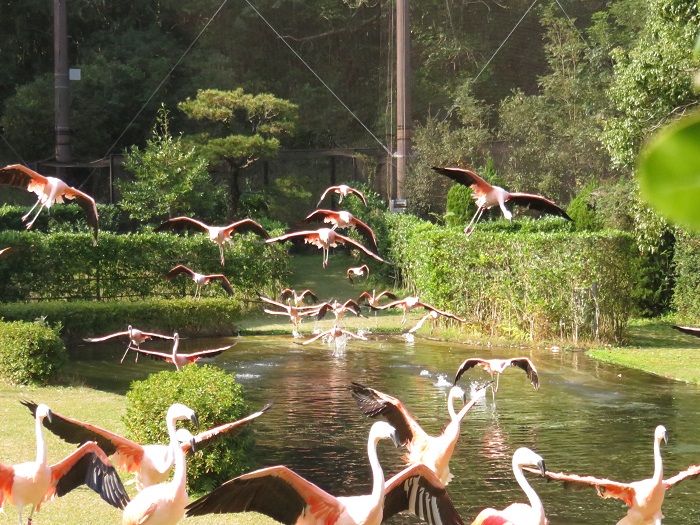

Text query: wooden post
(54, 0), (71, 164)
(396, 0), (411, 199)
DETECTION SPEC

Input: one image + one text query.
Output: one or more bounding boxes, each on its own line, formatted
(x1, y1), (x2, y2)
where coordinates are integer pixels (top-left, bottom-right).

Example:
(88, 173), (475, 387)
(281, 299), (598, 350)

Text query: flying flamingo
(0, 164), (99, 244)
(431, 166), (571, 235)
(470, 448), (548, 525)
(258, 293), (321, 335)
(266, 228), (387, 268)
(316, 184), (368, 207)
(347, 264), (369, 284)
(121, 403), (198, 525)
(279, 288), (319, 306)
(0, 401), (130, 525)
(408, 309), (466, 334)
(358, 290), (398, 314)
(127, 332), (233, 370)
(165, 264), (234, 299)
(351, 381), (488, 485)
(671, 325), (700, 338)
(315, 299), (364, 322)
(302, 209), (378, 252)
(186, 421), (464, 525)
(300, 324), (368, 346)
(454, 357), (540, 393)
(155, 216), (269, 266)
(376, 296), (458, 324)
(525, 425), (700, 525)
(23, 400), (269, 491)
(83, 325), (175, 363)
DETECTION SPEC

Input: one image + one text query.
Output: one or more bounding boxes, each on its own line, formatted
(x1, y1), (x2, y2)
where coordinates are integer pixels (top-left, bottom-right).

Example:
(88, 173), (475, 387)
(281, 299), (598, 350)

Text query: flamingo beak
(46, 410), (53, 424)
(662, 431), (668, 445)
(537, 459), (546, 476)
(190, 413), (200, 429)
(189, 436), (197, 454)
(389, 428), (400, 448)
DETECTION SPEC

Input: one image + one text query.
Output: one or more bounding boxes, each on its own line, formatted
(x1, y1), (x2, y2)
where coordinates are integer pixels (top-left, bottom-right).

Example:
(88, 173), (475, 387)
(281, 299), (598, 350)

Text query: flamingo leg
(27, 504), (37, 525)
(219, 244), (225, 266)
(22, 198), (42, 221)
(24, 201), (47, 229)
(120, 345), (131, 363)
(464, 206), (486, 237)
(322, 247), (329, 268)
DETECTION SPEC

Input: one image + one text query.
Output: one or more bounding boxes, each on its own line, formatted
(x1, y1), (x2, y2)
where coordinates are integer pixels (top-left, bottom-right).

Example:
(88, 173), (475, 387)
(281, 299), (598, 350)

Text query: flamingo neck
(35, 415), (47, 465)
(513, 460), (546, 525)
(653, 437), (664, 483)
(447, 390), (459, 421)
(367, 431), (385, 505)
(167, 419), (187, 494)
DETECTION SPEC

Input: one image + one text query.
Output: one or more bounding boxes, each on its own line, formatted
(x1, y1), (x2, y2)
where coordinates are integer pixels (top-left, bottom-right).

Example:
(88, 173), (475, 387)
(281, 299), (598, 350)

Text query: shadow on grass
(627, 320), (700, 349)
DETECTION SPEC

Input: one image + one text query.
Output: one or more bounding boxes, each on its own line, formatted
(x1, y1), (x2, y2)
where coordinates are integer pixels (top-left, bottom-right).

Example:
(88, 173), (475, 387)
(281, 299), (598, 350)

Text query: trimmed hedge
(673, 230), (700, 323)
(0, 230), (289, 301)
(383, 213), (638, 344)
(0, 319), (68, 384)
(0, 298), (244, 343)
(125, 365), (256, 494)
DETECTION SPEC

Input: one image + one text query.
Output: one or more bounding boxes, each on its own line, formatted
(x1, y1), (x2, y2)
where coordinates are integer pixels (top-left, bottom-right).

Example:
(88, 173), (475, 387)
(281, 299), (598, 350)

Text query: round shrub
(124, 364), (255, 493)
(0, 319), (68, 384)
(445, 183), (475, 227)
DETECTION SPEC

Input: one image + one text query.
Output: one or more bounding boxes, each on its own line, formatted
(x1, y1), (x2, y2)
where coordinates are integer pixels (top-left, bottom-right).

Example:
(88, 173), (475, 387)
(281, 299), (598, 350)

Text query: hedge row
(672, 230), (700, 323)
(383, 213), (638, 344)
(0, 298), (245, 343)
(0, 319), (68, 384)
(0, 230), (289, 301)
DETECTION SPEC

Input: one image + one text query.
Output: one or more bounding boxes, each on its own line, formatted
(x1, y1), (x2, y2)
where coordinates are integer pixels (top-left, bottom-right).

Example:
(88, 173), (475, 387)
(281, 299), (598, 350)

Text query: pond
(70, 333), (700, 524)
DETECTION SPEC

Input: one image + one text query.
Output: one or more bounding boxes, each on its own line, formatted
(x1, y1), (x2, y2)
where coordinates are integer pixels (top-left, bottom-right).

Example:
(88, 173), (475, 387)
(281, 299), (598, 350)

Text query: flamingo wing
(316, 186), (339, 207)
(341, 329), (368, 341)
(664, 464), (700, 488)
(302, 209), (338, 226)
(82, 330), (130, 342)
(470, 508), (513, 525)
(301, 330), (332, 345)
(299, 289), (319, 303)
(454, 358), (489, 384)
(61, 186), (99, 243)
(350, 382), (426, 446)
(183, 345), (233, 363)
(185, 465), (343, 525)
(21, 400), (145, 473)
(0, 462), (15, 508)
(384, 463), (464, 525)
(128, 347), (173, 363)
(505, 193), (572, 220)
(315, 302), (334, 321)
(209, 274), (234, 295)
(139, 331), (175, 340)
(342, 299), (363, 316)
(671, 325), (700, 338)
(377, 291), (398, 301)
(333, 231), (387, 263)
(431, 166), (493, 195)
(524, 468), (636, 507)
(0, 247), (11, 257)
(225, 218), (269, 239)
(408, 312), (434, 334)
(347, 187), (368, 206)
(0, 164), (49, 190)
(260, 293), (289, 310)
(165, 265), (195, 280)
(182, 404), (272, 455)
(509, 358), (540, 390)
(49, 442), (130, 509)
(154, 216), (211, 233)
(266, 230), (319, 245)
(348, 217), (378, 252)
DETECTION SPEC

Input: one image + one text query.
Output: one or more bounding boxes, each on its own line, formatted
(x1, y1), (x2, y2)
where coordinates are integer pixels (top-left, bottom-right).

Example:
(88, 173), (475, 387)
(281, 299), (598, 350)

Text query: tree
(179, 88), (298, 219)
(119, 105), (215, 222)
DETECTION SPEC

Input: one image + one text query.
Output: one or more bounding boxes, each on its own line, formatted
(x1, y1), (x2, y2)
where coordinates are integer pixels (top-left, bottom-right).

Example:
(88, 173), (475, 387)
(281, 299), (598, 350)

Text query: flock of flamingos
(2, 162), (700, 524)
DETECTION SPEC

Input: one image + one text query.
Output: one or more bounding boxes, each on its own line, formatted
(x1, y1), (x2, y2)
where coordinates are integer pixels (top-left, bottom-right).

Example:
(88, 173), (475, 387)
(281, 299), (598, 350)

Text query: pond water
(70, 333), (700, 524)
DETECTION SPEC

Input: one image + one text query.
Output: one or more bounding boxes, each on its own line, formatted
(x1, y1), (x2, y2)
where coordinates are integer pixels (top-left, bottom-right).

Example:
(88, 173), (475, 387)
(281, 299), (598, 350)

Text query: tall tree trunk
(227, 166), (241, 221)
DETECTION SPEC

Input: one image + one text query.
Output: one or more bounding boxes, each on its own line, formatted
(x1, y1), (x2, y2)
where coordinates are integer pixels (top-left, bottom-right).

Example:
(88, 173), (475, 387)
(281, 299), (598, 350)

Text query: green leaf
(638, 111), (700, 231)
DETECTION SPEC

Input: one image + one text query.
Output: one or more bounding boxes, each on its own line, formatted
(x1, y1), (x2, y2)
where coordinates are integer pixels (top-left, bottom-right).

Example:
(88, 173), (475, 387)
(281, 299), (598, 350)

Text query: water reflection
(69, 335), (700, 524)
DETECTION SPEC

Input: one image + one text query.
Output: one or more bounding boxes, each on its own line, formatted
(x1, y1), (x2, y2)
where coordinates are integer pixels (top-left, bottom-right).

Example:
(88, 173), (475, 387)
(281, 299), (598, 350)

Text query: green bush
(673, 230), (700, 323)
(0, 230), (289, 301)
(0, 203), (134, 233)
(0, 298), (244, 343)
(383, 213), (638, 344)
(125, 365), (255, 493)
(0, 319), (68, 384)
(445, 184), (475, 228)
(566, 183), (602, 232)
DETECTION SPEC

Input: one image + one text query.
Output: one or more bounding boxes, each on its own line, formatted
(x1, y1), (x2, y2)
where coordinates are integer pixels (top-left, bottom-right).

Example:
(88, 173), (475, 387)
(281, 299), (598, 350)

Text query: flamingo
(155, 216), (269, 266)
(316, 184), (368, 207)
(127, 332), (233, 371)
(23, 400), (269, 491)
(315, 299), (364, 322)
(83, 325), (175, 363)
(266, 228), (387, 268)
(454, 357), (540, 393)
(302, 209), (378, 252)
(358, 290), (398, 311)
(121, 403), (198, 525)
(671, 325), (700, 338)
(376, 296), (456, 324)
(0, 401), (130, 525)
(350, 381), (488, 485)
(0, 247), (12, 257)
(164, 265), (233, 299)
(347, 264), (369, 284)
(185, 421), (464, 525)
(431, 166), (571, 235)
(300, 324), (368, 346)
(258, 294), (322, 335)
(408, 309), (466, 334)
(0, 164), (99, 244)
(471, 448), (548, 525)
(279, 288), (319, 306)
(525, 426), (700, 525)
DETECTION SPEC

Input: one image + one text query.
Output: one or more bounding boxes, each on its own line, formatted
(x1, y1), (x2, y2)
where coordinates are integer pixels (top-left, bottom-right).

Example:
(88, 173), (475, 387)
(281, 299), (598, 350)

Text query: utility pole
(54, 0), (71, 164)
(395, 0), (411, 200)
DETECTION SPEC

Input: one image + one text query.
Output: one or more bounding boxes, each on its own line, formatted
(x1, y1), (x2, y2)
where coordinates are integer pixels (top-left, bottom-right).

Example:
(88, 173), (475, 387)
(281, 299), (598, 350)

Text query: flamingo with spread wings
(431, 166), (571, 235)
(524, 425), (700, 525)
(186, 421), (464, 525)
(258, 293), (322, 335)
(376, 296), (460, 325)
(302, 209), (378, 252)
(128, 332), (233, 370)
(0, 401), (129, 525)
(316, 184), (368, 207)
(155, 216), (269, 266)
(671, 325), (700, 338)
(454, 357), (540, 393)
(165, 265), (234, 299)
(300, 324), (368, 346)
(347, 264), (370, 284)
(279, 288), (319, 306)
(0, 164), (99, 244)
(351, 381), (488, 485)
(83, 325), (175, 363)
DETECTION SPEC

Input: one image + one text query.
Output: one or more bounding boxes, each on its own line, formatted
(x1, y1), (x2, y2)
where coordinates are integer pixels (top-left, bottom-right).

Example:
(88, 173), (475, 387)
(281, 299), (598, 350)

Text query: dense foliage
(0, 319), (68, 385)
(672, 231), (700, 323)
(0, 230), (289, 302)
(125, 365), (256, 493)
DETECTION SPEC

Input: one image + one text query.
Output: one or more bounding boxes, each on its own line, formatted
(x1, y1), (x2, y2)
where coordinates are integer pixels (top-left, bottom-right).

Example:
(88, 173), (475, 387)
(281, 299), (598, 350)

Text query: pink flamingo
(83, 325), (175, 363)
(300, 324), (368, 346)
(128, 333), (233, 370)
(165, 265), (234, 299)
(302, 209), (377, 252)
(454, 357), (540, 393)
(347, 264), (369, 284)
(358, 290), (398, 310)
(279, 288), (319, 306)
(155, 216), (269, 266)
(0, 401), (129, 524)
(376, 296), (459, 325)
(0, 164), (99, 244)
(316, 184), (368, 207)
(431, 166), (571, 235)
(407, 309), (466, 334)
(315, 299), (364, 322)
(266, 228), (386, 268)
(258, 294), (321, 335)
